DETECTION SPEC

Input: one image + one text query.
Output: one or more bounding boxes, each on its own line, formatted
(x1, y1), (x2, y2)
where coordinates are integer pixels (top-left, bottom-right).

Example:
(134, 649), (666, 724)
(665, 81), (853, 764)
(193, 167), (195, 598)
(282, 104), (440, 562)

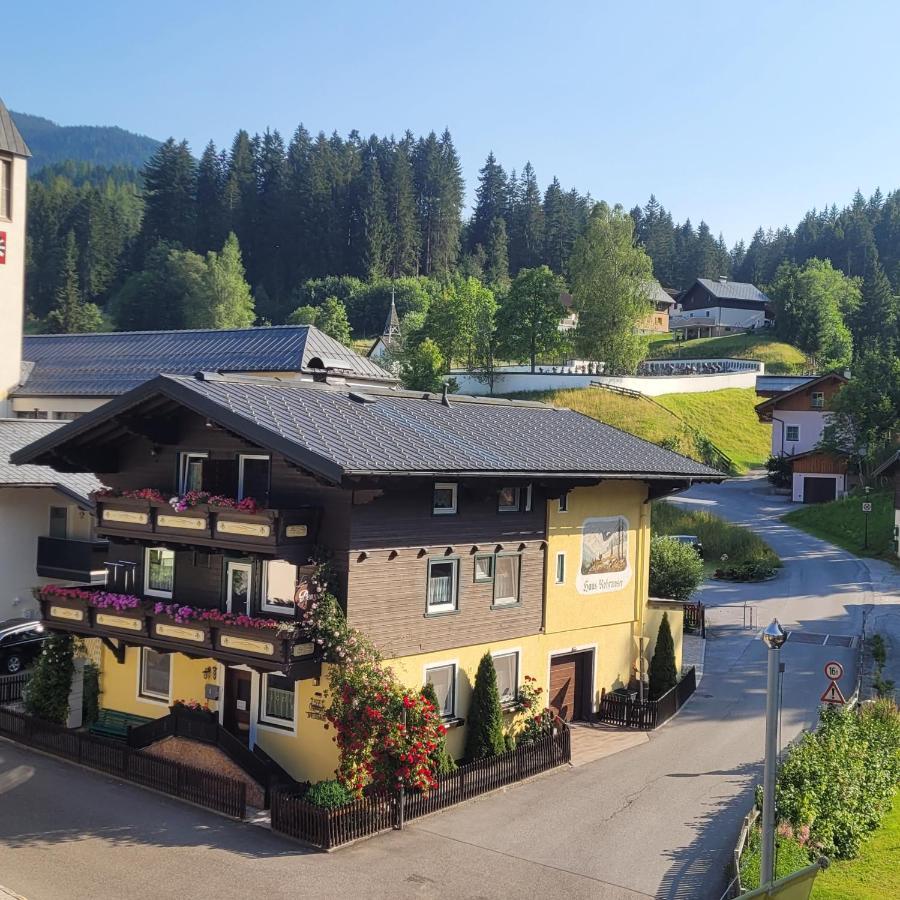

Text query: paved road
(0, 477), (892, 900)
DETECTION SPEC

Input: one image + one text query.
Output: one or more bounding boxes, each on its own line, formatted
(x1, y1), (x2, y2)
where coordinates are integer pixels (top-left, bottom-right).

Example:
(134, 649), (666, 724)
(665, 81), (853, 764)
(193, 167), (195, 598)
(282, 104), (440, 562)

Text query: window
(262, 559), (298, 614)
(144, 547), (175, 599)
(0, 158), (11, 219)
(785, 425), (800, 443)
(492, 652), (519, 706)
(498, 486), (521, 512)
(260, 673), (295, 727)
(15, 410), (48, 420)
(238, 454), (270, 505)
(432, 482), (457, 515)
(524, 483), (533, 512)
(52, 411), (81, 421)
(425, 663), (456, 718)
(811, 392), (825, 409)
(139, 648), (171, 702)
(426, 559), (458, 614)
(473, 554), (495, 583)
(226, 561), (253, 614)
(558, 492), (569, 513)
(493, 554), (521, 606)
(48, 506), (68, 539)
(555, 552), (566, 585)
(178, 452), (207, 494)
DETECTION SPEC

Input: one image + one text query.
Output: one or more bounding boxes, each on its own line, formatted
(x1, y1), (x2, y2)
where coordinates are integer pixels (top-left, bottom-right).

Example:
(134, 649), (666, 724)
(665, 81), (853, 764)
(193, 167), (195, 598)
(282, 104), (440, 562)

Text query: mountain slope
(10, 111), (160, 171)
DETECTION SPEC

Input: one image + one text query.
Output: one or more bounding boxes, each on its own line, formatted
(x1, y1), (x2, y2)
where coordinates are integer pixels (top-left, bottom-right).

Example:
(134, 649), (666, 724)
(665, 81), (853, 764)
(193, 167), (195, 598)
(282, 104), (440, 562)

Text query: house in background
(755, 371), (850, 503)
(0, 419), (104, 623)
(558, 281), (674, 335)
(558, 292), (578, 332)
(366, 295), (402, 363)
(670, 277), (771, 339)
(14, 371), (720, 785)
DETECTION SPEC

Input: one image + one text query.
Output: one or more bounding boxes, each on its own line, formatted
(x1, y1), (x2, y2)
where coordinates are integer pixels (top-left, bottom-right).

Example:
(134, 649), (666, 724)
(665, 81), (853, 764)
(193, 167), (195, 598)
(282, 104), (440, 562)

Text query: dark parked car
(0, 619), (48, 674)
(668, 534), (704, 559)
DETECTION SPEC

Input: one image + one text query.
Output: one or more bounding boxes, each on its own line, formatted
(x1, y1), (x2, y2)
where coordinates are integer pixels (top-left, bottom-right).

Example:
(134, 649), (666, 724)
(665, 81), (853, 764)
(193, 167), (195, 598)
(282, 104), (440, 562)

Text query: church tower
(0, 98), (29, 417)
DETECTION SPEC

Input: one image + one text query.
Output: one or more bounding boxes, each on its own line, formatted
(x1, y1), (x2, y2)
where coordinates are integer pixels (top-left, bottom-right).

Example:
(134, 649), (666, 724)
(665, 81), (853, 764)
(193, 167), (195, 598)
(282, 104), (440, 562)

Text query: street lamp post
(760, 619), (787, 887)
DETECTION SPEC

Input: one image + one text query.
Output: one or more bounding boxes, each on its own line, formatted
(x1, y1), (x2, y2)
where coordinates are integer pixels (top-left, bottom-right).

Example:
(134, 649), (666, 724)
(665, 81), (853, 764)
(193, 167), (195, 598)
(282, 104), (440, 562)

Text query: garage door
(549, 653), (586, 722)
(804, 477), (836, 504)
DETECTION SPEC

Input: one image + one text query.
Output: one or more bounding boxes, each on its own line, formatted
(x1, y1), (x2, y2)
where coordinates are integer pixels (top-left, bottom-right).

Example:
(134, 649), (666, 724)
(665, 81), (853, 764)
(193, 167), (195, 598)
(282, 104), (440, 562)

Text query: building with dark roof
(14, 372), (721, 784)
(672, 277), (772, 338)
(11, 324), (397, 420)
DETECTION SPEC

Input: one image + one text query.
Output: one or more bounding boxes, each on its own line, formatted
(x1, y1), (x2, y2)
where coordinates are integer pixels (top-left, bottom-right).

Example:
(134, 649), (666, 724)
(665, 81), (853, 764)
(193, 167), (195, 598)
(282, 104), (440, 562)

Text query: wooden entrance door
(549, 653), (587, 722)
(223, 668), (252, 744)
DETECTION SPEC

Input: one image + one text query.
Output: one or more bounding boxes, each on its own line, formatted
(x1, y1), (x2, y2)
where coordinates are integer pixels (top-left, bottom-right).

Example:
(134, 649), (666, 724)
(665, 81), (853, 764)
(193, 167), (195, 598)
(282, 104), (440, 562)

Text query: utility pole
(760, 619), (787, 887)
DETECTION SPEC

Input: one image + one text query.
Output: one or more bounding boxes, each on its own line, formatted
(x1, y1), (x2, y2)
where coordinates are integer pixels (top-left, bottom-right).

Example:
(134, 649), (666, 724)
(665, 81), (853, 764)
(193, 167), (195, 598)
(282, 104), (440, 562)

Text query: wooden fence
(271, 719), (571, 850)
(0, 671), (31, 704)
(0, 707), (246, 819)
(684, 602), (706, 637)
(597, 667), (697, 730)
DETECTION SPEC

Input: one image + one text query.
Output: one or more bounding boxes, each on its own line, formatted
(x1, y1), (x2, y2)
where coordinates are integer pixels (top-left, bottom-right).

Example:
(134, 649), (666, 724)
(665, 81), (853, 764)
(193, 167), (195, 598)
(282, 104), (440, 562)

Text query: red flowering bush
(514, 675), (555, 746)
(91, 487), (166, 503)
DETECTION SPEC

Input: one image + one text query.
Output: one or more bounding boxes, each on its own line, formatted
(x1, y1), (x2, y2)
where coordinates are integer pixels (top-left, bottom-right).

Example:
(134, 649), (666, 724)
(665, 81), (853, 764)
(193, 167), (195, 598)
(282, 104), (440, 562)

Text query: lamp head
(761, 618), (787, 649)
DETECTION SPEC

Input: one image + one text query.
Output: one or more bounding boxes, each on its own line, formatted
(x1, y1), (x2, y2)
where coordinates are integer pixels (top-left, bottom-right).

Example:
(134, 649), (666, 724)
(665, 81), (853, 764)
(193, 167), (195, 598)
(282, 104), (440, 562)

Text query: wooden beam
(100, 637), (126, 664)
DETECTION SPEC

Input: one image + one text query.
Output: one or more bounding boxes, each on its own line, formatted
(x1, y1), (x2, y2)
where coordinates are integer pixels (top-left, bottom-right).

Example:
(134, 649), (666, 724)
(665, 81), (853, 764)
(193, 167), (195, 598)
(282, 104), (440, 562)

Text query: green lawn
(648, 332), (808, 374)
(656, 388), (772, 472)
(812, 792), (900, 899)
(783, 490), (896, 563)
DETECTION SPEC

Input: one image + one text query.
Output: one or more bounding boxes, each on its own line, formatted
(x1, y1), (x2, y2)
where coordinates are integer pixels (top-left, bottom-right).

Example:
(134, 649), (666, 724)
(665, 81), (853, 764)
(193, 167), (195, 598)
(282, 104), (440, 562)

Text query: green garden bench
(89, 709), (154, 741)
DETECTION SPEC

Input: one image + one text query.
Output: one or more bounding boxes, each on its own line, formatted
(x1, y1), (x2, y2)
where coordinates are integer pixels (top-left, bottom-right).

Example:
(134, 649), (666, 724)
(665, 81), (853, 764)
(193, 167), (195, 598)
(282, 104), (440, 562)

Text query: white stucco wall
(771, 411), (830, 457)
(0, 488), (92, 621)
(675, 306), (765, 328)
(0, 151), (27, 417)
(791, 473), (845, 503)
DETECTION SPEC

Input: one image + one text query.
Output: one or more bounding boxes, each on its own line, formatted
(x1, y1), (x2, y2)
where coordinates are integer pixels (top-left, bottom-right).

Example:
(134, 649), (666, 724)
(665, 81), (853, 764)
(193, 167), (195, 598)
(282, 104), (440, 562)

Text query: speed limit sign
(862, 502), (873, 513)
(824, 661), (844, 680)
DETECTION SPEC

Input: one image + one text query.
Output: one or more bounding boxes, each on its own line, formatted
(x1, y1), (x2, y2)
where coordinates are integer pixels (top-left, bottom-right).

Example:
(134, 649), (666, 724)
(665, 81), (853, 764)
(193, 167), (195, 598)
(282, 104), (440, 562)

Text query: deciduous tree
(496, 266), (567, 370)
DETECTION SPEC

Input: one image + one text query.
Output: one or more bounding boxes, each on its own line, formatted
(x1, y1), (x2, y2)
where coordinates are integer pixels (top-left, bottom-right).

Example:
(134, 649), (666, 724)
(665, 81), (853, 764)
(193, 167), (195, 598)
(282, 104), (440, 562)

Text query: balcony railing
(36, 536), (110, 584)
(95, 497), (319, 553)
(37, 589), (319, 676)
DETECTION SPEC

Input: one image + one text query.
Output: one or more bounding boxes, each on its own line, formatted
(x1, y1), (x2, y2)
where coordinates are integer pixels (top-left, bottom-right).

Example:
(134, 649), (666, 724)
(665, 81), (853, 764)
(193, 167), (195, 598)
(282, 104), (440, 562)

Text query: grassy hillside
(783, 489), (896, 562)
(648, 332), (807, 374)
(656, 388), (771, 472)
(503, 386), (770, 474)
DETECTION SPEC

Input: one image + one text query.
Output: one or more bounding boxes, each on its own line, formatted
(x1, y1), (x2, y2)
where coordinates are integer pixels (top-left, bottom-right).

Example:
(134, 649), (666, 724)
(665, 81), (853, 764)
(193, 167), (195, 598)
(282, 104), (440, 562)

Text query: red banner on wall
(0, 231), (6, 264)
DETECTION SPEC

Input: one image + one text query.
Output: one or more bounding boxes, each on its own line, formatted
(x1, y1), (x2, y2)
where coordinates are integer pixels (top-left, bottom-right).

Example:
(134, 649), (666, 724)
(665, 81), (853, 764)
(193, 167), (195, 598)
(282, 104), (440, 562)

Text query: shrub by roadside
(649, 536), (704, 601)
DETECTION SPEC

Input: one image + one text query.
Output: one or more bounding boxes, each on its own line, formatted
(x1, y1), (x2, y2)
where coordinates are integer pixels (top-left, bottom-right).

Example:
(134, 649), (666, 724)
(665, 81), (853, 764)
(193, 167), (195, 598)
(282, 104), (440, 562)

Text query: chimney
(718, 275), (728, 284)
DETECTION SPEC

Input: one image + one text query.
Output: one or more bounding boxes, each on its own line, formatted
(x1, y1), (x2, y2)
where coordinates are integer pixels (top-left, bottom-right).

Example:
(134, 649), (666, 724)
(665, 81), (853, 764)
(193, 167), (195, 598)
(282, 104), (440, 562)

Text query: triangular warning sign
(821, 680), (846, 705)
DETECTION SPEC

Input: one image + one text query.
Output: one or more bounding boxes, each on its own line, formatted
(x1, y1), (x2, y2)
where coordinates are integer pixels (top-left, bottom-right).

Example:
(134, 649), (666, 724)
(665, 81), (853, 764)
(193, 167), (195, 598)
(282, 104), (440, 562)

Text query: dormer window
(433, 482), (458, 515)
(811, 392), (825, 409)
(179, 452), (207, 494)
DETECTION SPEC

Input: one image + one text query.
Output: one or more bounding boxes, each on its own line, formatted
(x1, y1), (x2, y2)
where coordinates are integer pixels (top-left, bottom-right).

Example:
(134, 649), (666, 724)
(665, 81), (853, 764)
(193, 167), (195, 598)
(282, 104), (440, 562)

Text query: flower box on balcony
(149, 613), (214, 650)
(213, 509), (278, 544)
(152, 502), (212, 538)
(41, 593), (90, 626)
(98, 497), (153, 529)
(90, 605), (148, 635)
(213, 621), (290, 663)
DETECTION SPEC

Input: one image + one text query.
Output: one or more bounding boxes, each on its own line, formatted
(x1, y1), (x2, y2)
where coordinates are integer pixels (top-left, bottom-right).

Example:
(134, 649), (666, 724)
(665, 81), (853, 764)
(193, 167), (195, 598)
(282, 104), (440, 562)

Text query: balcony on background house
(37, 590), (320, 677)
(95, 496), (320, 555)
(36, 536), (110, 584)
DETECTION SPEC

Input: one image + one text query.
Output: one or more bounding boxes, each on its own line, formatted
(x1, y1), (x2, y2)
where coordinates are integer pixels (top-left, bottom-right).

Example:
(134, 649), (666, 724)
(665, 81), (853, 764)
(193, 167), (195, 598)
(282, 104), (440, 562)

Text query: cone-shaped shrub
(465, 652), (506, 760)
(648, 612), (677, 701)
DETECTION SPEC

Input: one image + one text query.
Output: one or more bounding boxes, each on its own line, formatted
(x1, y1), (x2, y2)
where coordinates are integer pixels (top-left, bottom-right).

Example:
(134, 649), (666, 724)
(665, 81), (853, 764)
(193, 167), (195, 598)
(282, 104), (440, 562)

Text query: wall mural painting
(578, 516), (631, 594)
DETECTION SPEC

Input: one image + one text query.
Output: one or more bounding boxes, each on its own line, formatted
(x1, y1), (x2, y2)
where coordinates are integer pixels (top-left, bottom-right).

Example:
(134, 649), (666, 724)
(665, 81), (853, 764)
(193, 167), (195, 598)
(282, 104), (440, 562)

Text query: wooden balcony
(38, 592), (319, 676)
(36, 536), (110, 584)
(95, 497), (319, 554)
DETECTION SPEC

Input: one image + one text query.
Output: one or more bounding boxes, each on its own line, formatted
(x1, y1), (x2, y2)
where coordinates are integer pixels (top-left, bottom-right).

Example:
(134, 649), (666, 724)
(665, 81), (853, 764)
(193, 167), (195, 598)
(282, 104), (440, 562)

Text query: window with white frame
(558, 492), (569, 513)
(178, 452), (207, 494)
(48, 506), (68, 539)
(425, 663), (456, 718)
(139, 648), (171, 701)
(426, 558), (458, 613)
(811, 392), (825, 408)
(498, 486), (521, 512)
(524, 483), (533, 512)
(785, 424), (800, 443)
(555, 552), (566, 585)
(238, 454), (270, 504)
(492, 651), (519, 706)
(262, 559), (298, 614)
(144, 547), (175, 599)
(432, 482), (458, 515)
(493, 554), (521, 606)
(260, 673), (295, 727)
(473, 554), (495, 583)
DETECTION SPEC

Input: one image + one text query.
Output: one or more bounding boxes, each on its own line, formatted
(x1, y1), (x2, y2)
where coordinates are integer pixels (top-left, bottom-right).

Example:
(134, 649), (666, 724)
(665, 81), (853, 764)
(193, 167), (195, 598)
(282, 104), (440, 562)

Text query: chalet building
(14, 373), (720, 782)
(671, 277), (771, 339)
(558, 281), (673, 335)
(873, 452), (900, 557)
(756, 371), (850, 503)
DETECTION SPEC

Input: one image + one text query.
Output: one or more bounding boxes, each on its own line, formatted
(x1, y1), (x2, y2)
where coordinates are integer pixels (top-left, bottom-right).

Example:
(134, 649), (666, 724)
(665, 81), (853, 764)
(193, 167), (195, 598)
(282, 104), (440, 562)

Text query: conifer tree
(355, 143), (392, 279)
(465, 652), (506, 760)
(191, 233), (256, 329)
(254, 129), (288, 305)
(139, 138), (197, 255)
(509, 161), (544, 273)
(386, 137), (420, 276)
(648, 613), (677, 701)
(485, 217), (510, 290)
(469, 152), (508, 253)
(45, 230), (104, 333)
(316, 297), (352, 345)
(853, 255), (899, 356)
(195, 141), (228, 253)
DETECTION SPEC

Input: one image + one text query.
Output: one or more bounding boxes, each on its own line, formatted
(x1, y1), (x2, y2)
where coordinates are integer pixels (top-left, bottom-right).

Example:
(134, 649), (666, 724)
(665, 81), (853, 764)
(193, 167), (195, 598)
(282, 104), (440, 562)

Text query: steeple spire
(383, 286), (401, 343)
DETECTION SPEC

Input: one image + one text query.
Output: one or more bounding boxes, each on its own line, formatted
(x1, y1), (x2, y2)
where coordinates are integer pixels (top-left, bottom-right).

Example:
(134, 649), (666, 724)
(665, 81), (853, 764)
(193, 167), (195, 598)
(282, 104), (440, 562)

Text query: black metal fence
(271, 719), (571, 850)
(0, 707), (246, 819)
(0, 671), (31, 704)
(597, 667), (697, 730)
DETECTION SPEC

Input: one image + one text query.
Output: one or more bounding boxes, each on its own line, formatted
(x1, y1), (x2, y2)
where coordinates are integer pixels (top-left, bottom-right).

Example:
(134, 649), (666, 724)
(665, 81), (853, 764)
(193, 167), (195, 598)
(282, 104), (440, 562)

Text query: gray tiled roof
(756, 375), (817, 394)
(0, 99), (31, 157)
(15, 325), (396, 398)
(696, 279), (769, 303)
(0, 420), (101, 503)
(645, 281), (675, 307)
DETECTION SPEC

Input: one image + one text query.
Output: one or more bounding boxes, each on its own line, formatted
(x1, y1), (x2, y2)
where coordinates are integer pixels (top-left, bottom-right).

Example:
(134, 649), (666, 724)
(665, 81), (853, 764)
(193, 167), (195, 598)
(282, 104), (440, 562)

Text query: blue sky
(6, 1), (900, 245)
